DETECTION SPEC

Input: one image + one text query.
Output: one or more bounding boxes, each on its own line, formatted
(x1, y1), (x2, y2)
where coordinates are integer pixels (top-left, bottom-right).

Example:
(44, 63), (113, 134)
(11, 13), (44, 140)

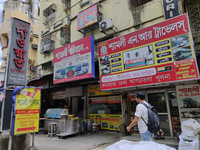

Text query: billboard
(176, 84), (200, 122)
(54, 35), (95, 84)
(98, 14), (199, 91)
(11, 87), (41, 135)
(7, 18), (30, 85)
(77, 4), (98, 31)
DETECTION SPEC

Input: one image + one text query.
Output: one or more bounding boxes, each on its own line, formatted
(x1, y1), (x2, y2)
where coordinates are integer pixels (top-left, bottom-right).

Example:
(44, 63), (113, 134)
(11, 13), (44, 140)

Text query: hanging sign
(163, 0), (179, 20)
(7, 18), (30, 85)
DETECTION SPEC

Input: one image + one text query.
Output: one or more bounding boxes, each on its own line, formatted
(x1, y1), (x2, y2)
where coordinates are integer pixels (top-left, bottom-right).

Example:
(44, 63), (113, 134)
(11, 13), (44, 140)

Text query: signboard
(52, 91), (66, 100)
(89, 97), (108, 103)
(108, 115), (122, 131)
(107, 95), (121, 103)
(11, 87), (41, 135)
(54, 35), (95, 84)
(176, 84), (200, 122)
(98, 14), (199, 91)
(27, 79), (49, 89)
(163, 0), (179, 20)
(7, 18), (30, 85)
(88, 84), (113, 96)
(88, 114), (122, 130)
(77, 4), (98, 31)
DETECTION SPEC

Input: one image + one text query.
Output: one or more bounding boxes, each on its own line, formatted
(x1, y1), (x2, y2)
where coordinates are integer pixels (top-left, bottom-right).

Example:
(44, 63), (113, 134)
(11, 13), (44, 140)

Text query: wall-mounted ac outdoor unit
(99, 18), (113, 32)
(60, 27), (70, 45)
(32, 44), (38, 49)
(30, 66), (37, 72)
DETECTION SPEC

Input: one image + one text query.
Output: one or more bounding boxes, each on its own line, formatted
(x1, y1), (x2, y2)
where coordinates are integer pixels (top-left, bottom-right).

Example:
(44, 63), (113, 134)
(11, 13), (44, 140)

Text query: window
(43, 4), (56, 17)
(129, 0), (152, 8)
(43, 4), (56, 24)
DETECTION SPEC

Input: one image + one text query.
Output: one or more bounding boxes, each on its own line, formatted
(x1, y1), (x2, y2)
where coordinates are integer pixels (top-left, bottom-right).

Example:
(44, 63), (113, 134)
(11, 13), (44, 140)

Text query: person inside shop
(127, 91), (153, 141)
(154, 129), (165, 140)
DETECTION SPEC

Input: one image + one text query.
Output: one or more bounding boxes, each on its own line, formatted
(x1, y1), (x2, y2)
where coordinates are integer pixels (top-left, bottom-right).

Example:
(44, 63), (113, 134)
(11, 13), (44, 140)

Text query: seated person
(154, 129), (165, 140)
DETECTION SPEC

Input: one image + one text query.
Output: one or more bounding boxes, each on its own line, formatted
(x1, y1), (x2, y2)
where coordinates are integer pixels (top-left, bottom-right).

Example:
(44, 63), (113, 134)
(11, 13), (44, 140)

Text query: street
(34, 131), (179, 150)
(35, 131), (122, 150)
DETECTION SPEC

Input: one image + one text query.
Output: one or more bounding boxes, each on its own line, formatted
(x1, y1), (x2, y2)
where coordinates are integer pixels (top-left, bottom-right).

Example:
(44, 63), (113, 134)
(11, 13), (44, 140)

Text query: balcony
(44, 12), (55, 25)
(40, 42), (55, 53)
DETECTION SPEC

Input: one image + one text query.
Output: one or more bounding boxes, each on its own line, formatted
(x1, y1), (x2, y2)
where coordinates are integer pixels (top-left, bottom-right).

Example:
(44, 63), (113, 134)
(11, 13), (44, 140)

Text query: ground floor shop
(32, 79), (198, 139)
(88, 84), (182, 138)
(127, 89), (181, 137)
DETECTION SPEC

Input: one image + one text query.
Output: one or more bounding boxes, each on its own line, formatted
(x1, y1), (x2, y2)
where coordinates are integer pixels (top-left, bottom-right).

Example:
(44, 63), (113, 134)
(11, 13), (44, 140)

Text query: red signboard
(77, 4), (98, 31)
(98, 14), (199, 91)
(53, 35), (95, 84)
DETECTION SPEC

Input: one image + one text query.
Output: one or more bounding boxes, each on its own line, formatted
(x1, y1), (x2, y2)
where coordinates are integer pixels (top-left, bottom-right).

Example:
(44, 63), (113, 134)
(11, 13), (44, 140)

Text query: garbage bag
(104, 140), (176, 150)
(178, 134), (199, 150)
(181, 118), (200, 137)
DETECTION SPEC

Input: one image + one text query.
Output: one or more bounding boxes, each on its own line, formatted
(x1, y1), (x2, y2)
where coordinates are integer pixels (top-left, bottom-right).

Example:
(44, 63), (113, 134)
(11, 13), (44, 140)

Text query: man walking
(127, 91), (153, 141)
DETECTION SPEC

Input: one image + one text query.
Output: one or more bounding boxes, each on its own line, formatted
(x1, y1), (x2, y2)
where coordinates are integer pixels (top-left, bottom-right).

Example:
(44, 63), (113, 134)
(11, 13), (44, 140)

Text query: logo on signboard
(100, 46), (107, 54)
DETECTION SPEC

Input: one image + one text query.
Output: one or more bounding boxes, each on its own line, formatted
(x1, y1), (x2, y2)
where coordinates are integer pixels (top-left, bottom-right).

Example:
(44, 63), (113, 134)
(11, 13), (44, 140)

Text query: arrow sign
(17, 126), (36, 132)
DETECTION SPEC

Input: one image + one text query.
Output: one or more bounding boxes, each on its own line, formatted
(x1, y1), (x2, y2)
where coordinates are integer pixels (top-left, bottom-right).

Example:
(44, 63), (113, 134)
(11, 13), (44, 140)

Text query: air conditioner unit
(30, 66), (36, 72)
(99, 18), (113, 32)
(32, 44), (38, 49)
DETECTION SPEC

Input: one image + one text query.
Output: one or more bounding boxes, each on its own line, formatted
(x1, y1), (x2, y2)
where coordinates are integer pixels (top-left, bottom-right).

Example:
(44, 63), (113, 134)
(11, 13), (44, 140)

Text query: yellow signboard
(11, 87), (41, 135)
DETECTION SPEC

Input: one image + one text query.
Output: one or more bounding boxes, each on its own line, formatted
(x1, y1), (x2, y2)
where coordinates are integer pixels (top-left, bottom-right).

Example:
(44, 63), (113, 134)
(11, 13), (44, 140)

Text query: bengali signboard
(52, 91), (66, 100)
(77, 4), (98, 31)
(11, 87), (41, 135)
(88, 84), (113, 96)
(98, 13), (199, 91)
(89, 114), (122, 131)
(54, 35), (95, 84)
(7, 18), (30, 85)
(176, 84), (200, 122)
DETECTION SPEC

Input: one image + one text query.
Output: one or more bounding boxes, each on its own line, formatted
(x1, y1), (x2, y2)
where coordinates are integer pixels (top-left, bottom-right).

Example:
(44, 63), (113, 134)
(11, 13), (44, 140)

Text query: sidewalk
(35, 131), (179, 150)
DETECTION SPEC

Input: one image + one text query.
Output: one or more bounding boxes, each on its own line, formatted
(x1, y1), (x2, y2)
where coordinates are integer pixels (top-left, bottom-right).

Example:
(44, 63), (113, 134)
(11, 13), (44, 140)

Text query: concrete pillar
(120, 93), (129, 135)
(11, 134), (31, 150)
(0, 133), (9, 150)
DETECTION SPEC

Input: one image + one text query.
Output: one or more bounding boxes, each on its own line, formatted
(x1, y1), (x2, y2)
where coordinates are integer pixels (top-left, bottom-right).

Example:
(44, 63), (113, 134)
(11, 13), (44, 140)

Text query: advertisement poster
(11, 87), (41, 135)
(89, 114), (122, 130)
(77, 4), (98, 31)
(176, 84), (200, 121)
(98, 14), (199, 91)
(108, 115), (122, 131)
(7, 18), (30, 85)
(54, 35), (95, 84)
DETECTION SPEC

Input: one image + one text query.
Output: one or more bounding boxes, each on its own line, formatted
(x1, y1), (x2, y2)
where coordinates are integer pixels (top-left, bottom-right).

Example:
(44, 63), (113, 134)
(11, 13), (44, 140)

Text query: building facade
(37, 0), (200, 138)
(0, 0), (40, 80)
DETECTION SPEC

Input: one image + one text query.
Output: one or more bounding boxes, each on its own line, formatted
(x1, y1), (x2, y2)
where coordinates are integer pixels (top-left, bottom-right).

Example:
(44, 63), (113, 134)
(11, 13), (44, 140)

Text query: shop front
(97, 14), (199, 137)
(88, 84), (122, 131)
(48, 35), (96, 137)
(127, 90), (181, 137)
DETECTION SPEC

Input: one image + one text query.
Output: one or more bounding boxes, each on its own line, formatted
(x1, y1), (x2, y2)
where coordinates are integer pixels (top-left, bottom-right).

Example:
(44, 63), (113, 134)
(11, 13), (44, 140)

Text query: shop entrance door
(147, 92), (172, 137)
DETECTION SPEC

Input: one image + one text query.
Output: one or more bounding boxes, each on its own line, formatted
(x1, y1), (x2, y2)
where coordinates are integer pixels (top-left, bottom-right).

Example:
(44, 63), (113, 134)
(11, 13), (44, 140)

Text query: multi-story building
(0, 0), (40, 80)
(37, 0), (200, 138)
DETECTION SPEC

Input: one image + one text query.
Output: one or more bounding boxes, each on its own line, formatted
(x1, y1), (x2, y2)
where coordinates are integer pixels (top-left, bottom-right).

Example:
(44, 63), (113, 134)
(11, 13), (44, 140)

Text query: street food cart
(44, 108), (83, 138)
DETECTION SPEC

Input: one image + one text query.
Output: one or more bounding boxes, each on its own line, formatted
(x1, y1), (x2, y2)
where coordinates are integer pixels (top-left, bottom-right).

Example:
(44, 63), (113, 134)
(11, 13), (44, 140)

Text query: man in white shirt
(127, 91), (153, 141)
